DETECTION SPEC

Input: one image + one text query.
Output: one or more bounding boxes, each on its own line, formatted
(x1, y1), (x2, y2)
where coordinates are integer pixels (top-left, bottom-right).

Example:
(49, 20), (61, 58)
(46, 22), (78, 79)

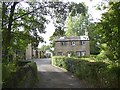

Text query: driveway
(33, 58), (86, 88)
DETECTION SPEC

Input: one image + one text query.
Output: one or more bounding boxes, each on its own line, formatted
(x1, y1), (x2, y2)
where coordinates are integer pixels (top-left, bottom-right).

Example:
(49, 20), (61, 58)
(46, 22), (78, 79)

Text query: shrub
(2, 61), (38, 88)
(96, 50), (108, 61)
(2, 62), (18, 85)
(52, 56), (119, 88)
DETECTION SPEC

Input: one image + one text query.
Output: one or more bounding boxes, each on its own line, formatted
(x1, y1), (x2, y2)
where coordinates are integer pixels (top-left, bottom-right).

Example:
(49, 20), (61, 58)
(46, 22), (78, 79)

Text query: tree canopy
(65, 3), (89, 36)
(2, 1), (87, 62)
(39, 45), (51, 52)
(96, 1), (120, 62)
(65, 14), (89, 36)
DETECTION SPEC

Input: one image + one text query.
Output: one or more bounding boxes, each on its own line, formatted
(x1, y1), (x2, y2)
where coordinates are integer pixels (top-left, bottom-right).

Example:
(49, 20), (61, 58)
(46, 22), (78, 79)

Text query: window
(71, 41), (75, 46)
(80, 41), (85, 45)
(80, 51), (86, 56)
(61, 41), (66, 46)
(58, 52), (62, 56)
(76, 51), (81, 56)
(76, 51), (86, 56)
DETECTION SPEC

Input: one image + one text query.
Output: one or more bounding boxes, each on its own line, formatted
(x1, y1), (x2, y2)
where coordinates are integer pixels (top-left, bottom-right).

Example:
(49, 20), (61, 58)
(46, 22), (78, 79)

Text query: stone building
(54, 36), (90, 57)
(26, 43), (45, 60)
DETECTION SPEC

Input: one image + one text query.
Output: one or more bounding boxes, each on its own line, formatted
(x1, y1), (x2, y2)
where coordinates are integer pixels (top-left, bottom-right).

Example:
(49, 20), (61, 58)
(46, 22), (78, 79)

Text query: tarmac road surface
(33, 58), (86, 88)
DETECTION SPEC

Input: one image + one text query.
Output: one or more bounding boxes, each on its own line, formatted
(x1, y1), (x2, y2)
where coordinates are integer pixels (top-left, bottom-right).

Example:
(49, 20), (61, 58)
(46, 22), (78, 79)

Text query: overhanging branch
(3, 6), (43, 27)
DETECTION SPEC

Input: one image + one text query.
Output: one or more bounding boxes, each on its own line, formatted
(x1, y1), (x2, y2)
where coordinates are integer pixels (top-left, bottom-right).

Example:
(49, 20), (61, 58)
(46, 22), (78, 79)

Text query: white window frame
(71, 41), (75, 46)
(80, 51), (86, 56)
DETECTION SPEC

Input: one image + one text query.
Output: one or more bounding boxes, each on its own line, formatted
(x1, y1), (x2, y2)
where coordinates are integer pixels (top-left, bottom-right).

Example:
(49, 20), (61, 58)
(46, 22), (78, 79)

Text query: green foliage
(88, 23), (100, 54)
(2, 2), (47, 61)
(96, 51), (107, 61)
(52, 56), (119, 87)
(49, 2), (88, 48)
(2, 1), (89, 61)
(96, 2), (120, 62)
(68, 2), (87, 16)
(2, 61), (38, 88)
(2, 62), (18, 84)
(39, 45), (51, 52)
(65, 4), (100, 54)
(65, 2), (90, 37)
(96, 43), (115, 62)
(65, 11), (88, 36)
(15, 61), (31, 66)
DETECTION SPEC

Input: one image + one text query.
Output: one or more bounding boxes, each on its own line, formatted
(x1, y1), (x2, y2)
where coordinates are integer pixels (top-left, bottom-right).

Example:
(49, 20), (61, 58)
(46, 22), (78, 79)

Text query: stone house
(54, 36), (90, 57)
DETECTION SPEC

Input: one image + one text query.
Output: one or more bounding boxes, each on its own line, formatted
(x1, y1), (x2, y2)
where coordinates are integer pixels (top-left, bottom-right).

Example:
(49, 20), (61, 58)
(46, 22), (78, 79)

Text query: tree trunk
(2, 2), (18, 62)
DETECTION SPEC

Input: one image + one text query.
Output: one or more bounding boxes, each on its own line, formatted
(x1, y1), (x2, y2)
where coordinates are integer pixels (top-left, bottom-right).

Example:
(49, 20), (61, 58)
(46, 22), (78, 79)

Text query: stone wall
(54, 40), (90, 56)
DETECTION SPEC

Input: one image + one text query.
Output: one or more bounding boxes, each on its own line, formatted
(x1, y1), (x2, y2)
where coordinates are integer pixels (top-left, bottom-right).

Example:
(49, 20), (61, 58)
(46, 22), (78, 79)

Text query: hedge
(2, 61), (38, 88)
(52, 56), (120, 88)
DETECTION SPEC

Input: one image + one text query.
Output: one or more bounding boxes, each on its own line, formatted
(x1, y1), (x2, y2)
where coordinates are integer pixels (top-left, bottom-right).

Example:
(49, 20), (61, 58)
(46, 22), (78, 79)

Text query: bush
(2, 61), (38, 88)
(52, 56), (119, 88)
(15, 61), (31, 66)
(2, 62), (18, 85)
(96, 50), (108, 61)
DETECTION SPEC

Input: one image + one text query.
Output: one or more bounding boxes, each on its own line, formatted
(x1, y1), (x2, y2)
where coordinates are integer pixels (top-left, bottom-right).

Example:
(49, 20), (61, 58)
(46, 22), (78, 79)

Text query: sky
(38, 0), (105, 48)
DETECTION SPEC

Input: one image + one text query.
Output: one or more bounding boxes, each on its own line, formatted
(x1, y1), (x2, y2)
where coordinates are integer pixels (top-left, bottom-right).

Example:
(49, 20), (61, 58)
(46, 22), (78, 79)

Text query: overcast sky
(38, 0), (106, 48)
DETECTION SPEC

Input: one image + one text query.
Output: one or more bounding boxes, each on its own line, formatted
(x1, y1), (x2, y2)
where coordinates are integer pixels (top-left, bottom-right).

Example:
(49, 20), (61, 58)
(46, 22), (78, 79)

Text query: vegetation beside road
(52, 56), (120, 88)
(2, 61), (38, 88)
(2, 2), (86, 88)
(52, 2), (120, 88)
(1, 1), (120, 88)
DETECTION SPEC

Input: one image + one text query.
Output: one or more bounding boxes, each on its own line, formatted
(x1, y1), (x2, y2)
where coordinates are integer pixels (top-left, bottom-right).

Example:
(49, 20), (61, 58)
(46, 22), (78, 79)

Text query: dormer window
(71, 41), (75, 46)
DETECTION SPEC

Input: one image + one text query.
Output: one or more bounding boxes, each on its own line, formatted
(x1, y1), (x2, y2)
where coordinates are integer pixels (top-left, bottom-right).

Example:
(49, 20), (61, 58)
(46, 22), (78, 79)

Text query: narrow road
(33, 58), (86, 88)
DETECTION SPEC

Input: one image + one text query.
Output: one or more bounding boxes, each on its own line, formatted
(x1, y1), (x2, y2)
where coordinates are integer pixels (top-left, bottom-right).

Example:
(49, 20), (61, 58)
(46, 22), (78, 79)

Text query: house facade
(54, 36), (90, 57)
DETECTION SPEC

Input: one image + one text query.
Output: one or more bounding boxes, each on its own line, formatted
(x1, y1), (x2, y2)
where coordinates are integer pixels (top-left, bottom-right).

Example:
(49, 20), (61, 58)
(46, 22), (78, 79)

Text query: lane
(33, 58), (84, 88)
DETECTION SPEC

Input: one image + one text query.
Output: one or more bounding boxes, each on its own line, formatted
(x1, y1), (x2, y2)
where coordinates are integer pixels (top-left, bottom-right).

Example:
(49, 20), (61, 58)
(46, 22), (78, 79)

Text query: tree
(65, 3), (100, 54)
(88, 23), (100, 54)
(2, 1), (89, 62)
(65, 3), (90, 36)
(65, 14), (88, 36)
(96, 2), (120, 62)
(49, 2), (87, 48)
(39, 45), (51, 52)
(2, 2), (47, 62)
(50, 2), (87, 37)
